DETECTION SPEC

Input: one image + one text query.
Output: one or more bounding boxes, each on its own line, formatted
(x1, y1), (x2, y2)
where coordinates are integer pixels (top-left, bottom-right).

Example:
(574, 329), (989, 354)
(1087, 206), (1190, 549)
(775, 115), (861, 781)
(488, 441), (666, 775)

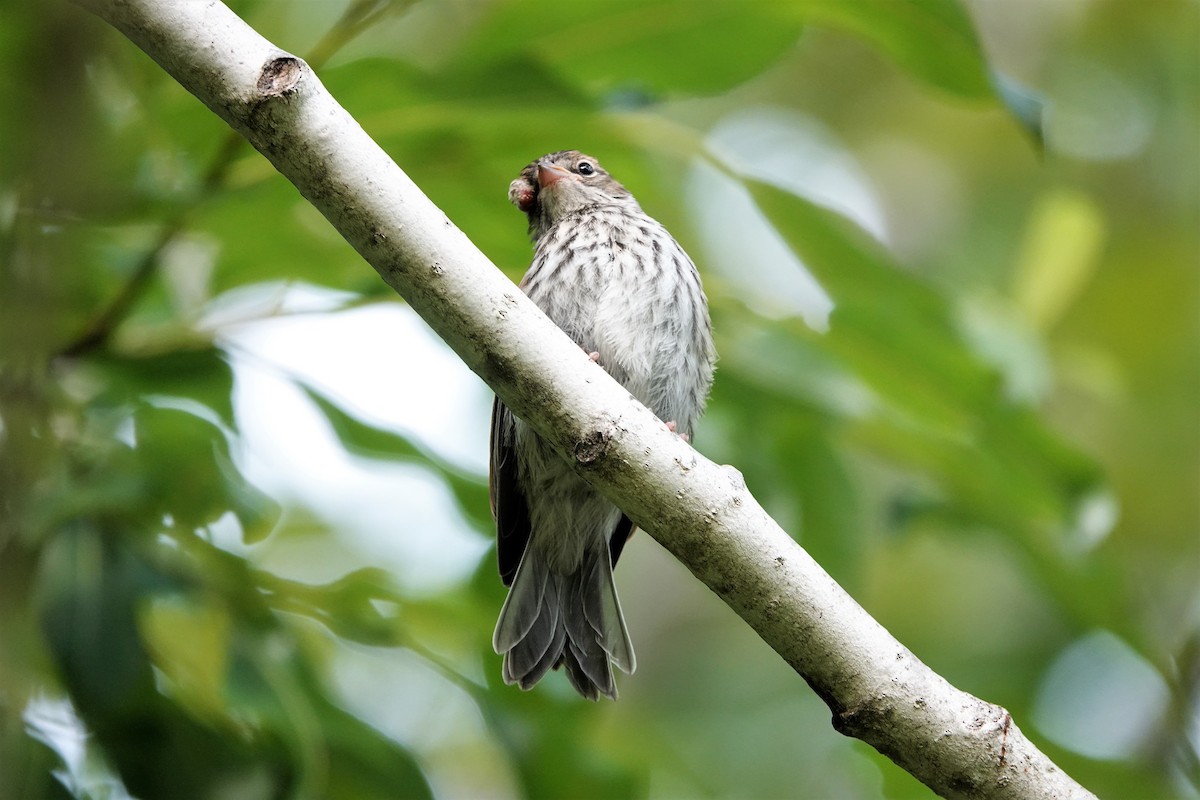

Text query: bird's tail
(492, 539), (635, 700)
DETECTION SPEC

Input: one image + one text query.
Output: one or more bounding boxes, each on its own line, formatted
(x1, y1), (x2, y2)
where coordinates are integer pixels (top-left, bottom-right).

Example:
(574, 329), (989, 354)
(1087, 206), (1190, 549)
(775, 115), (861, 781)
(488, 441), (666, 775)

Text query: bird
(490, 150), (716, 700)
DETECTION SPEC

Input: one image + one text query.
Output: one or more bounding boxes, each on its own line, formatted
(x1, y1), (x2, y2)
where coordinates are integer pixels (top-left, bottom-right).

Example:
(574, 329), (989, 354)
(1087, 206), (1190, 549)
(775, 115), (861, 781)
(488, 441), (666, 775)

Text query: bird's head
(509, 150), (635, 239)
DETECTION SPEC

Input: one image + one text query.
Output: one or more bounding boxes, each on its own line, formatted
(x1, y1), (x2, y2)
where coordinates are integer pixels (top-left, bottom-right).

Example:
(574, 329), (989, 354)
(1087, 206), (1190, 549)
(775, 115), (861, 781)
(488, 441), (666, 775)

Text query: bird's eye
(577, 162), (595, 176)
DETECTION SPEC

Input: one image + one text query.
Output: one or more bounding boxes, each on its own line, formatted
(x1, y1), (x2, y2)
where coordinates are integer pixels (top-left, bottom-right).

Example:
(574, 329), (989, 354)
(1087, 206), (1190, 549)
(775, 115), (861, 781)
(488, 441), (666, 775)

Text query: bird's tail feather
(493, 540), (635, 700)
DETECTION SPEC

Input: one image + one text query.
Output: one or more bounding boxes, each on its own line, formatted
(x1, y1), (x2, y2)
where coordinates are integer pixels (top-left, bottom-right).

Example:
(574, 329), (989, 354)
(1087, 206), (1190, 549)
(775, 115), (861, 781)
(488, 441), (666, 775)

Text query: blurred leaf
(92, 345), (237, 428)
(991, 69), (1048, 147)
(213, 444), (283, 543)
(1033, 630), (1171, 761)
(126, 402), (278, 539)
(321, 56), (633, 277)
(259, 568), (404, 647)
(195, 177), (375, 296)
(138, 595), (233, 724)
(317, 699), (434, 800)
(36, 522), (162, 718)
(742, 177), (1104, 546)
(794, 0), (992, 99)
(298, 380), (492, 531)
(481, 667), (641, 800)
(326, 55), (588, 114)
(33, 522), (434, 799)
(703, 328), (868, 584)
(1012, 189), (1106, 331)
(34, 524), (292, 799)
(459, 0), (806, 97)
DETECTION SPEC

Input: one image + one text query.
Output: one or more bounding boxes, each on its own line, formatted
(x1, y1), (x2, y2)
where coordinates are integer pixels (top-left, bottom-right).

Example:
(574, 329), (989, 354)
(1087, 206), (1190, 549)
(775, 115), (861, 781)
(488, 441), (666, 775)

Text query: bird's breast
(524, 208), (705, 417)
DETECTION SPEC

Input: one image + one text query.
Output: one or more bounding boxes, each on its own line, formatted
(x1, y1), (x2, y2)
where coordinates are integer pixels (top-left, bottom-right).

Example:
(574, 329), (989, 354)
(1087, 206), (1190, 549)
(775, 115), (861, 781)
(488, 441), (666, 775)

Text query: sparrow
(491, 150), (715, 699)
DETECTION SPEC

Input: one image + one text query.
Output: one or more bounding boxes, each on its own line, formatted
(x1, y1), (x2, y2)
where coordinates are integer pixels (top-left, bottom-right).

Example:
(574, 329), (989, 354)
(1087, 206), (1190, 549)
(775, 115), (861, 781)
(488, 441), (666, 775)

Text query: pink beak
(537, 163), (572, 189)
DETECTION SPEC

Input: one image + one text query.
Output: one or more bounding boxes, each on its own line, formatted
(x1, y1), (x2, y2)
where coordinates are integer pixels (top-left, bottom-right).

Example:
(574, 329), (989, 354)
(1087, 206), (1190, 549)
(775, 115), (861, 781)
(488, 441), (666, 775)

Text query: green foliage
(744, 180), (1101, 548)
(1, 1), (1196, 799)
(793, 0), (993, 99)
(457, 0), (807, 97)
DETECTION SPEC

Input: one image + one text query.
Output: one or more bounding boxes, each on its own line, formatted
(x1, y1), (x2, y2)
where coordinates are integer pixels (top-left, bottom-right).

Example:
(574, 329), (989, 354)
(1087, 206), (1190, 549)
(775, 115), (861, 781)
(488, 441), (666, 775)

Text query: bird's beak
(537, 162), (572, 189)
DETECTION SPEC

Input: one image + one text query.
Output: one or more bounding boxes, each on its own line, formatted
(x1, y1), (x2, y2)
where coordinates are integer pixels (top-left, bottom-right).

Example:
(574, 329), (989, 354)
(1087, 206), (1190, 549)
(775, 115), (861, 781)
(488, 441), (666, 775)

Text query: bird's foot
(665, 420), (690, 443)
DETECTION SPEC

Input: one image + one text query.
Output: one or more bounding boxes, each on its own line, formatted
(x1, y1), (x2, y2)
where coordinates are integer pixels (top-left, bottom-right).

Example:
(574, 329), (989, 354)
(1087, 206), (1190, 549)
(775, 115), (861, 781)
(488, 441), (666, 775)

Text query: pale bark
(72, 1), (1095, 797)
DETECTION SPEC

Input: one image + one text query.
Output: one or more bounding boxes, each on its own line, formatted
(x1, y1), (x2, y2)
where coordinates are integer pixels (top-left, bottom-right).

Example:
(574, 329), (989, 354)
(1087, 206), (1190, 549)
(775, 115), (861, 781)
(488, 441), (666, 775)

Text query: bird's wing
(490, 396), (531, 587)
(608, 515), (636, 567)
(492, 394), (637, 582)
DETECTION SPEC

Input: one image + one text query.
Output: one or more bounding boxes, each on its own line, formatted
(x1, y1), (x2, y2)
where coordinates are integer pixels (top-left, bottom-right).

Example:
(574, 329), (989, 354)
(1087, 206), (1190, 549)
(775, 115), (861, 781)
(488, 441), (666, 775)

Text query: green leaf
(298, 381), (492, 532)
(196, 176), (376, 296)
(458, 0), (807, 97)
(36, 522), (161, 717)
(258, 568), (405, 647)
(1012, 189), (1105, 331)
(795, 0), (992, 99)
(138, 594), (234, 724)
(480, 668), (641, 799)
(319, 701), (434, 800)
(214, 443), (283, 543)
(990, 69), (1047, 147)
(93, 345), (237, 429)
(133, 403), (279, 537)
(321, 56), (641, 280)
(703, 331), (867, 584)
(741, 178), (1104, 546)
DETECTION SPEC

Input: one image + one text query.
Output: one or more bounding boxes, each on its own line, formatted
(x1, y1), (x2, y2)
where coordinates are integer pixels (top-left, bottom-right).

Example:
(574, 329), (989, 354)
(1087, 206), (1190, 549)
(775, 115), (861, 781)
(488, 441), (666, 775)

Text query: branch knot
(573, 425), (612, 466)
(256, 55), (303, 98)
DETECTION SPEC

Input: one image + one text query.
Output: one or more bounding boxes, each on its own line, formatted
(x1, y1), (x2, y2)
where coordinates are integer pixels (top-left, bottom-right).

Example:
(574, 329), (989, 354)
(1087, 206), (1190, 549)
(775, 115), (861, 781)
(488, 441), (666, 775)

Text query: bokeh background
(1, 1), (1197, 798)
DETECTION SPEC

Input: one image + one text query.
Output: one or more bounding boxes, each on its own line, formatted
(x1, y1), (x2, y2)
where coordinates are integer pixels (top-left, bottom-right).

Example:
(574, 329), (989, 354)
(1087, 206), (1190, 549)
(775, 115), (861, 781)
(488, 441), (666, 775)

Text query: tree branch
(72, 1), (1095, 797)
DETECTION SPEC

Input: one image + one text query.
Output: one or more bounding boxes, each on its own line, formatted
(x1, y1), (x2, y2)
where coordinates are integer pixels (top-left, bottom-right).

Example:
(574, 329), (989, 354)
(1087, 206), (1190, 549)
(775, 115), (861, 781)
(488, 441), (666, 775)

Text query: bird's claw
(665, 420), (690, 443)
